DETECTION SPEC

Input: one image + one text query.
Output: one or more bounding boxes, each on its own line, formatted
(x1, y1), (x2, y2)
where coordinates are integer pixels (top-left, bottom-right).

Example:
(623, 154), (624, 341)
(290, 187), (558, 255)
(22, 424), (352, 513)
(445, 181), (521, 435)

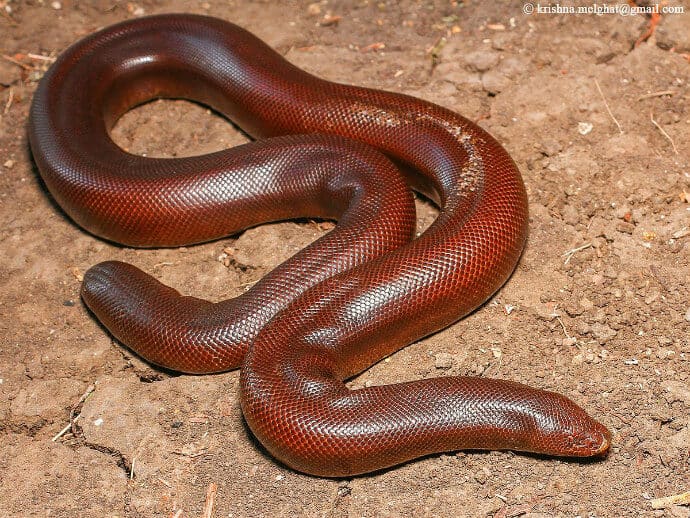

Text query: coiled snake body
(29, 14), (610, 476)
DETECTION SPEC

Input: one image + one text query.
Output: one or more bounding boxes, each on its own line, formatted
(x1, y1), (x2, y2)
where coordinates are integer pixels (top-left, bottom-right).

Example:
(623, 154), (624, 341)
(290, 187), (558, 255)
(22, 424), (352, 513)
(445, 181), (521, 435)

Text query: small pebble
(51, 1), (62, 9)
(684, 307), (690, 322)
(579, 297), (595, 310)
(474, 467), (490, 484)
(616, 221), (635, 234)
(463, 50), (500, 72)
(434, 352), (454, 370)
(541, 138), (562, 157)
(644, 290), (660, 305)
(603, 266), (618, 279)
(560, 204), (580, 226)
(614, 204), (633, 220)
(657, 349), (675, 360)
(481, 70), (510, 94)
(0, 60), (21, 86)
(578, 122), (593, 135)
(662, 380), (690, 407)
(591, 323), (617, 344)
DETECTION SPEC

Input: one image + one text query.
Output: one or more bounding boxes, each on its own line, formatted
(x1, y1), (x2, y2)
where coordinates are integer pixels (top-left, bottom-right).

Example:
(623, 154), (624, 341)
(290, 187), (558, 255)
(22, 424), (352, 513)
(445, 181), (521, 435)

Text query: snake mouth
(592, 429), (611, 456)
(567, 424), (611, 458)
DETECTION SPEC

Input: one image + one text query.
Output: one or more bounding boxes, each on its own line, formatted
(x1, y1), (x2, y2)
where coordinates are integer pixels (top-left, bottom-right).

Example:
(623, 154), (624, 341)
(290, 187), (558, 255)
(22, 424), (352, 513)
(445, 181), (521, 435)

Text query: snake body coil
(29, 14), (610, 476)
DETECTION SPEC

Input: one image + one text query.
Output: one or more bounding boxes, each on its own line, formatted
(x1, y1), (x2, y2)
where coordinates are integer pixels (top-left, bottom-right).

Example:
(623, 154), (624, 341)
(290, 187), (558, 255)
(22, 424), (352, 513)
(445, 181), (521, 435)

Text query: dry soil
(1, 1), (689, 517)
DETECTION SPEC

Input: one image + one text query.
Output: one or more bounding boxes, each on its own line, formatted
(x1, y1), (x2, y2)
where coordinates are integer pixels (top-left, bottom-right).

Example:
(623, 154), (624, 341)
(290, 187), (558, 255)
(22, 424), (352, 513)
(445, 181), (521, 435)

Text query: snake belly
(28, 14), (610, 477)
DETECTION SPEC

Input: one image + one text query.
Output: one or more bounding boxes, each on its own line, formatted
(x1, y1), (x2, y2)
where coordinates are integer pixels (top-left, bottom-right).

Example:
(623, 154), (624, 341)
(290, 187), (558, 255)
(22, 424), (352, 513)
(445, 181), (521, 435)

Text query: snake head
(525, 388), (611, 458)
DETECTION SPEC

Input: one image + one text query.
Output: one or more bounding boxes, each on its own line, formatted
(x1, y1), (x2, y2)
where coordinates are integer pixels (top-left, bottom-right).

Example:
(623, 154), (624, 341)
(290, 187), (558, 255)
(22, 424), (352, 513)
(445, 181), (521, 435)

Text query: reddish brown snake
(29, 14), (610, 476)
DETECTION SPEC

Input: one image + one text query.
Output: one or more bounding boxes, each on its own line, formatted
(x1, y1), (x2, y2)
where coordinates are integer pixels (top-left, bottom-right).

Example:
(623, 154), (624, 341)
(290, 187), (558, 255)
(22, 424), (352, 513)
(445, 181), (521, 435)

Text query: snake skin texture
(29, 14), (610, 477)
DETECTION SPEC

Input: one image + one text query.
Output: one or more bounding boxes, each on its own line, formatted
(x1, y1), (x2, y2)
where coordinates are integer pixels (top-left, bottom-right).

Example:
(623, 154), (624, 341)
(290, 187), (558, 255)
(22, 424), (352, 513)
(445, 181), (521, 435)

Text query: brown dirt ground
(1, 0), (689, 516)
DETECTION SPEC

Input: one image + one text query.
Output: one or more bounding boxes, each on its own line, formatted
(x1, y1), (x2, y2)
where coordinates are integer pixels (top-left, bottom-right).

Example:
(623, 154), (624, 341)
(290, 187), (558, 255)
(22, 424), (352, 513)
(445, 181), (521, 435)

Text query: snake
(29, 13), (610, 477)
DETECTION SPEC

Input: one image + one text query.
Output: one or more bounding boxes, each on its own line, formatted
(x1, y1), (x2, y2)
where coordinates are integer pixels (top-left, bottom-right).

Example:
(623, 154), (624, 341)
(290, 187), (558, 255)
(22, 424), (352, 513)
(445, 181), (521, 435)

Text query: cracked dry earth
(1, 1), (689, 517)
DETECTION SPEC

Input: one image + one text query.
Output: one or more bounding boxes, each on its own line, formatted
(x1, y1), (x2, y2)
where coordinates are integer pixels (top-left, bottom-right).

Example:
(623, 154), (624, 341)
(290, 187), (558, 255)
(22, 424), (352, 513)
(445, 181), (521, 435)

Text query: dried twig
(26, 53), (56, 63)
(359, 42), (385, 53)
(52, 383), (96, 441)
(650, 111), (678, 155)
(4, 88), (14, 115)
(51, 421), (74, 442)
(672, 226), (689, 239)
(637, 90), (675, 101)
(70, 383), (96, 436)
(562, 242), (592, 265)
(555, 315), (571, 339)
(1, 53), (31, 71)
(201, 483), (218, 518)
(650, 490), (690, 509)
(594, 78), (623, 133)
